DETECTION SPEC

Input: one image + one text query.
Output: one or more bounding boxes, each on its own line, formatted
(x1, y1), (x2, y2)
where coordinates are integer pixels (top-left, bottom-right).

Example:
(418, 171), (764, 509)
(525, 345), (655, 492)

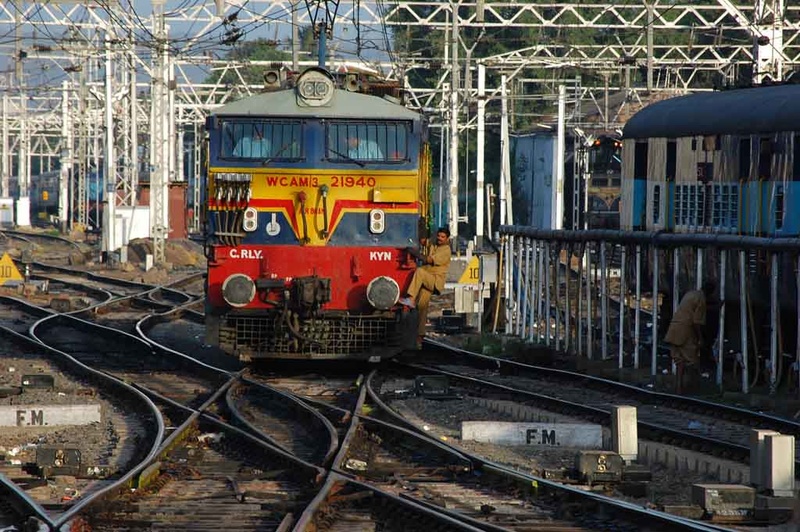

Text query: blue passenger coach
(621, 84), (800, 236)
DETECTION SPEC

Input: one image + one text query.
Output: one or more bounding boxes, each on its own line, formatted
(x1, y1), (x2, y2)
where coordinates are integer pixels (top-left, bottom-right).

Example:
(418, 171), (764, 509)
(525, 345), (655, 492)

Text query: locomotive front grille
(221, 312), (413, 359)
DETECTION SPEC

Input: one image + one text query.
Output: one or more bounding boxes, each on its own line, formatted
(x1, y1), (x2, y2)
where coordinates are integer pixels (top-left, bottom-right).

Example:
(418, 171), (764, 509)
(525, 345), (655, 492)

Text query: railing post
(545, 241), (551, 347)
(515, 235), (524, 337)
(586, 242), (593, 359)
(740, 249), (749, 394)
(652, 246), (660, 380)
(555, 243), (561, 352)
(537, 241), (545, 342)
(529, 240), (538, 341)
(796, 253), (800, 399)
(600, 240), (608, 360)
(769, 252), (778, 395)
(565, 244), (572, 353)
(504, 234), (513, 335)
(577, 244), (584, 357)
(523, 237), (532, 340)
(717, 249), (727, 389)
(619, 245), (627, 369)
(634, 244), (642, 369)
(672, 247), (680, 376)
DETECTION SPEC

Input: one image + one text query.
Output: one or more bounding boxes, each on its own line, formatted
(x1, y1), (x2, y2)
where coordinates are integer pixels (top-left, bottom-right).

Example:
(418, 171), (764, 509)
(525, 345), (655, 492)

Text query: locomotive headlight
(367, 276), (400, 310)
(222, 274), (256, 307)
(369, 209), (385, 234)
(295, 69), (335, 106)
(242, 207), (258, 232)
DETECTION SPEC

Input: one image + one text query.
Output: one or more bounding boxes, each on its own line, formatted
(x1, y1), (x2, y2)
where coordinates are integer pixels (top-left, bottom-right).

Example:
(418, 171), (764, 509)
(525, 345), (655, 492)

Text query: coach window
(221, 120), (302, 160)
(666, 140), (677, 181)
(758, 137), (773, 179)
(634, 141), (648, 178)
(327, 122), (409, 163)
(738, 138), (751, 180)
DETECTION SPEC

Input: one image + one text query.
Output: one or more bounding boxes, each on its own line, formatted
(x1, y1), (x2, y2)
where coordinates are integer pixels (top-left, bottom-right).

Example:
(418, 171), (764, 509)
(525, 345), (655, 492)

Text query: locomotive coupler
(291, 275), (331, 314)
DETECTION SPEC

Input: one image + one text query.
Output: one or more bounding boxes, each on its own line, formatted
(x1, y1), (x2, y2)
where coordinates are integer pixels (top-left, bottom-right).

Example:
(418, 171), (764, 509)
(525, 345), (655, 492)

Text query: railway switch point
(574, 450), (623, 484)
(611, 405), (638, 463)
(750, 429), (780, 490)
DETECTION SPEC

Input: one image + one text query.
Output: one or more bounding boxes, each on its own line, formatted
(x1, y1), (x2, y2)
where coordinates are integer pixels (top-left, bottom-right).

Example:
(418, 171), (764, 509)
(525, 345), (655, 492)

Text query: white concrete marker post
(764, 434), (795, 497)
(611, 405), (638, 463)
(750, 429), (780, 490)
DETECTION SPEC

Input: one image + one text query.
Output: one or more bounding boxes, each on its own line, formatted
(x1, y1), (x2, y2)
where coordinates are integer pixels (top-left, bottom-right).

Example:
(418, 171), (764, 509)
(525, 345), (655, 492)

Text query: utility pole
(499, 74), (512, 227)
(646, 1), (654, 93)
(59, 81), (72, 233)
(103, 32), (117, 256)
(753, 0), (785, 83)
(14, 1), (30, 226)
(448, 0), (460, 243)
(150, 0), (171, 264)
(76, 61), (88, 229)
(475, 62), (486, 247)
(553, 84), (565, 230)
(1, 95), (8, 199)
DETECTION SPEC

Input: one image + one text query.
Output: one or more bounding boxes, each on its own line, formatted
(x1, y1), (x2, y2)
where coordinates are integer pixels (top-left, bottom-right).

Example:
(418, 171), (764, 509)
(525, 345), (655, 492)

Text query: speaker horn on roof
(344, 74), (360, 92)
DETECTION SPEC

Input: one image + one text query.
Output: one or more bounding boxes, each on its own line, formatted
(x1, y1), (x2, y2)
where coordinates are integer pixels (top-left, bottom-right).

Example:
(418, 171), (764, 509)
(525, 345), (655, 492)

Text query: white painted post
(750, 429), (779, 490)
(764, 434), (795, 497)
(611, 405), (638, 463)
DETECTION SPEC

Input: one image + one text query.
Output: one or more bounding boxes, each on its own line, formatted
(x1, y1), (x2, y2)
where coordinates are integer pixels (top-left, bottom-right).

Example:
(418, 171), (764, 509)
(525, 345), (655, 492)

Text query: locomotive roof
(623, 84), (800, 139)
(212, 88), (420, 121)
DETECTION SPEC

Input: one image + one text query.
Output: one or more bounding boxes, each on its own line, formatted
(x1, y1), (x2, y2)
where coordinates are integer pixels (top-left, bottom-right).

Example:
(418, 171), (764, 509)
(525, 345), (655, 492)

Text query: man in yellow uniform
(399, 227), (452, 347)
(664, 281), (716, 393)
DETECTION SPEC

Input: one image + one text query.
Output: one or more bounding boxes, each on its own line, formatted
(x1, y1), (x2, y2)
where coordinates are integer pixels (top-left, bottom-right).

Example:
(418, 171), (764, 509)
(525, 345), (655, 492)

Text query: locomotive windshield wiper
(261, 143), (295, 166)
(329, 149), (365, 167)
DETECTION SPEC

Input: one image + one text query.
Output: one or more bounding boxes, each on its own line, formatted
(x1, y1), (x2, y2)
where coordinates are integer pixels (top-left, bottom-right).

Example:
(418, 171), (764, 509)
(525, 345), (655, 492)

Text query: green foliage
(208, 38), (291, 86)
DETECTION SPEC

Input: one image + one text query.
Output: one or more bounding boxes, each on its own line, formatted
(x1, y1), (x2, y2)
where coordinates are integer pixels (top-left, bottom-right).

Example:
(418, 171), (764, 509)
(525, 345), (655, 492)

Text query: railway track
(255, 359), (732, 530)
(411, 339), (800, 477)
(0, 254), (750, 530)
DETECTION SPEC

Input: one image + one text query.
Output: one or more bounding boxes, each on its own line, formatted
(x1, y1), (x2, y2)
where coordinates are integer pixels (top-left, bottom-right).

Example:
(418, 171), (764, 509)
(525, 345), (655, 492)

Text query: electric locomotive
(203, 67), (430, 361)
(586, 135), (621, 230)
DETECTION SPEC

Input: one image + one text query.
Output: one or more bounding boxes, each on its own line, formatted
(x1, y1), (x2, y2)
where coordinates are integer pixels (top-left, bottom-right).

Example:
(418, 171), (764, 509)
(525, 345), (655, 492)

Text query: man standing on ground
(664, 281), (716, 393)
(399, 227), (452, 348)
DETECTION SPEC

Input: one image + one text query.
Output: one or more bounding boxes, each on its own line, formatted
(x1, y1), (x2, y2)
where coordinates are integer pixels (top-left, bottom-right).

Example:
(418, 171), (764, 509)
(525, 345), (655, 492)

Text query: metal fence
(499, 226), (800, 395)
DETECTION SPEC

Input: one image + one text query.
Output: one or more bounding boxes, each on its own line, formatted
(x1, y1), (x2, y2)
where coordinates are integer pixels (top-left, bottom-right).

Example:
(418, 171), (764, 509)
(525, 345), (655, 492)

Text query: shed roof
(623, 84), (800, 139)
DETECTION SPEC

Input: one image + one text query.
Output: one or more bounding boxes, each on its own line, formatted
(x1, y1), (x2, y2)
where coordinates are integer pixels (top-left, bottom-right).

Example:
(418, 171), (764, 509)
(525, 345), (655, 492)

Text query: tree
(208, 38), (290, 86)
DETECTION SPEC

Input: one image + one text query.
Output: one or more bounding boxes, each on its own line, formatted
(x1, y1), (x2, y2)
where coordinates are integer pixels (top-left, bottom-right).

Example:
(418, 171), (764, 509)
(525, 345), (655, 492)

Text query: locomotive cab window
(588, 137), (622, 174)
(327, 121), (409, 163)
(221, 120), (303, 161)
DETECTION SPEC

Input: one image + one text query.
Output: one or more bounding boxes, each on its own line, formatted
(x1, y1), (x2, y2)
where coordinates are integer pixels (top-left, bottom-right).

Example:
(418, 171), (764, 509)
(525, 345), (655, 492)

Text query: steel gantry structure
(0, 0), (797, 253)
